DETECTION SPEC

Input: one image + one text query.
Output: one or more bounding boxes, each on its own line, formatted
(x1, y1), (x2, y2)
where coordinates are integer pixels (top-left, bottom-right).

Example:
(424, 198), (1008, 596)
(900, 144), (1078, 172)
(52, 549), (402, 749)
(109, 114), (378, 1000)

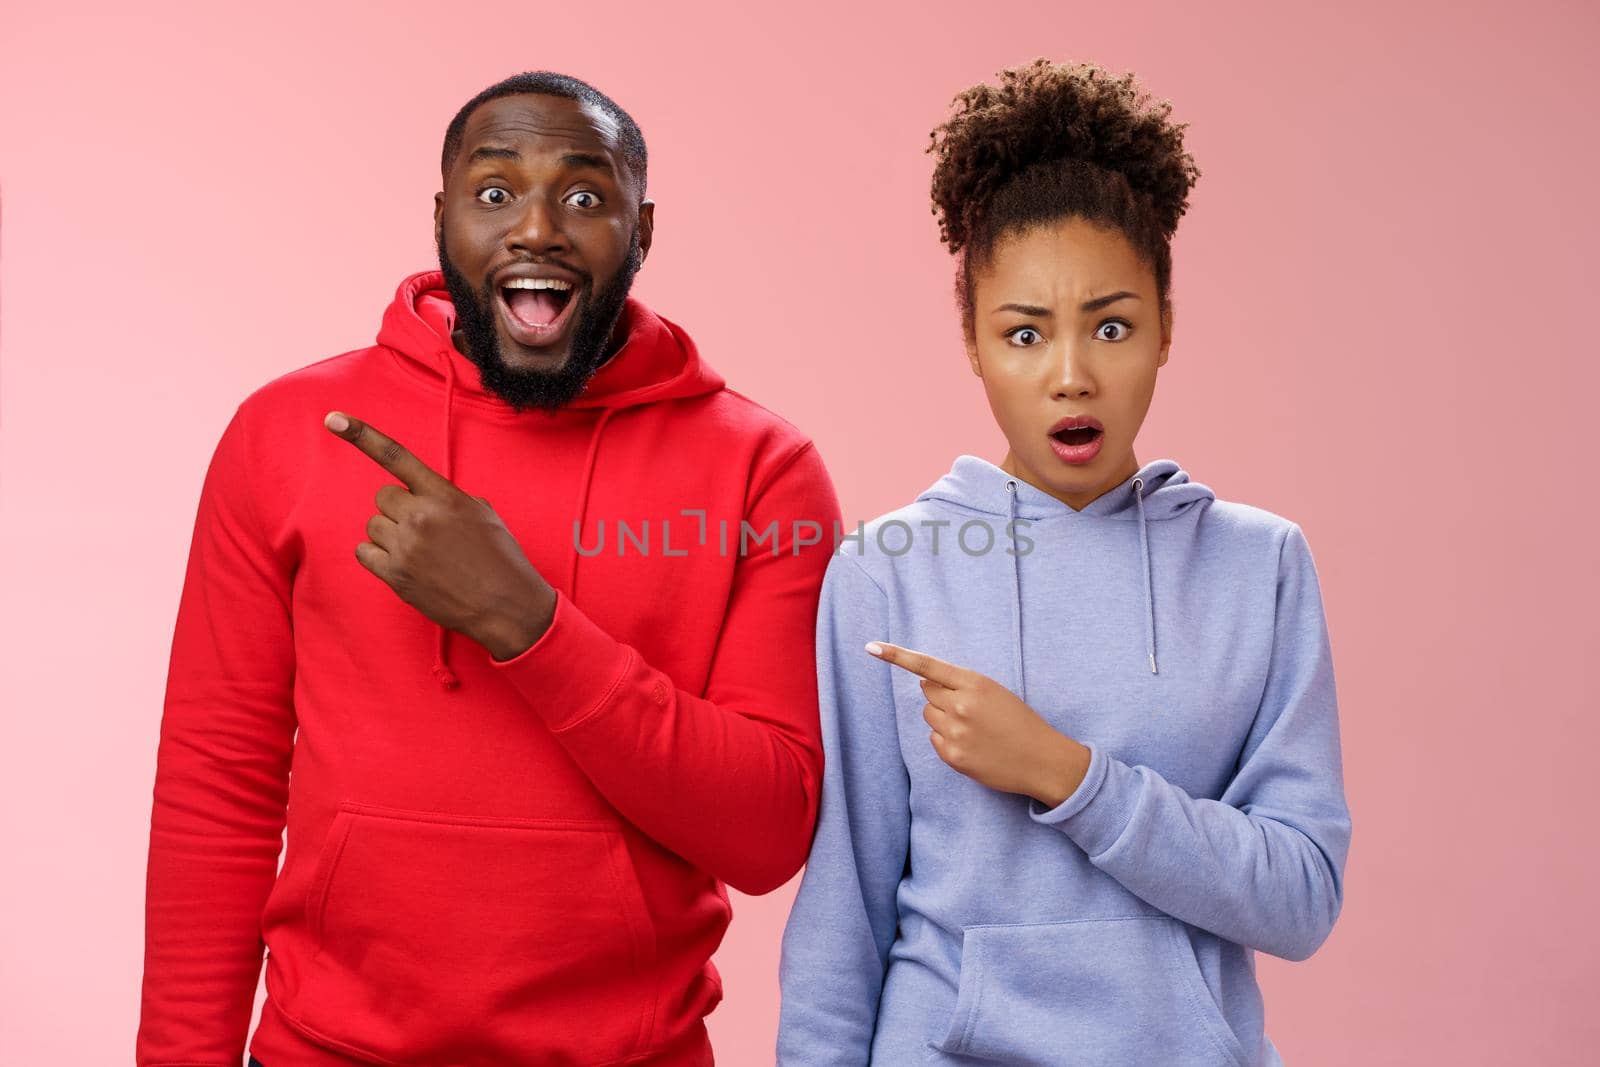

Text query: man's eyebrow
(991, 291), (1142, 316)
(463, 147), (617, 177)
(560, 151), (616, 173)
(466, 145), (520, 164)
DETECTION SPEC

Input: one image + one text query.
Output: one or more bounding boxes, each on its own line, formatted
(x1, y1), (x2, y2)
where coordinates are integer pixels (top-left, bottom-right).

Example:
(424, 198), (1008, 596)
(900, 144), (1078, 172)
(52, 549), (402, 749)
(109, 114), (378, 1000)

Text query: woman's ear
(1157, 302), (1174, 369)
(959, 261), (983, 376)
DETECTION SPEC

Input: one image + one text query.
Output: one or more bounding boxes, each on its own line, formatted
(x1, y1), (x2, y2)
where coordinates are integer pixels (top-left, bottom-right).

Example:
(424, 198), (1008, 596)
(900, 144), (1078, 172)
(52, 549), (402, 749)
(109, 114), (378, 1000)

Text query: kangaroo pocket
(282, 802), (657, 1067)
(929, 915), (1248, 1067)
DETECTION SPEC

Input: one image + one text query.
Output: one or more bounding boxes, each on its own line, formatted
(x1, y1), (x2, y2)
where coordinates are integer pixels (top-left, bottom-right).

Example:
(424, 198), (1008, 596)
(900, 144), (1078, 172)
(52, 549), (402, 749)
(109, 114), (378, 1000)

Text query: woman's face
(967, 216), (1172, 511)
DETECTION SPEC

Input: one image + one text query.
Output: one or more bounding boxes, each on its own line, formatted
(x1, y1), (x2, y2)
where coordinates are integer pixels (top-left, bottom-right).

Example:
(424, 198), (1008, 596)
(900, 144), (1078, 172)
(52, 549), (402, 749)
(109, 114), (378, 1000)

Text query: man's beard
(436, 227), (642, 412)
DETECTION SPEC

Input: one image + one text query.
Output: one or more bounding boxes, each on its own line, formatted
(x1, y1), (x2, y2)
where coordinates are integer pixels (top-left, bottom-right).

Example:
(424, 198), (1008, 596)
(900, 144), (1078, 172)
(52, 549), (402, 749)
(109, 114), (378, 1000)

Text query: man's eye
(1096, 319), (1132, 341)
(1006, 327), (1043, 347)
(477, 188), (511, 205)
(566, 190), (601, 209)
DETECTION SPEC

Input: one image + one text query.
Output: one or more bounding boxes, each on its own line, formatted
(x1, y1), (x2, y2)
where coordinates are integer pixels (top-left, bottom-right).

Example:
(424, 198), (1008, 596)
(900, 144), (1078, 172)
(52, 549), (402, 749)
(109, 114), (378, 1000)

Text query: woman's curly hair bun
(929, 58), (1200, 256)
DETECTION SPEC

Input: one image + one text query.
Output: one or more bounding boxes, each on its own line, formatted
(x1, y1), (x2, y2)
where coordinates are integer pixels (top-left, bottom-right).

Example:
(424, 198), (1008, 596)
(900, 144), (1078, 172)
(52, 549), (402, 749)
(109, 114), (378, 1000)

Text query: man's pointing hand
(324, 410), (557, 662)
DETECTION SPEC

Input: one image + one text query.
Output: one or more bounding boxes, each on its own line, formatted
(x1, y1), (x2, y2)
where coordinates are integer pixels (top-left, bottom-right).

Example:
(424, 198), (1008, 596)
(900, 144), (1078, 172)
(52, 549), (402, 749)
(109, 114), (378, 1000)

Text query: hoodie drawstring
(1133, 476), (1158, 675)
(1006, 473), (1159, 685)
(1004, 479), (1027, 704)
(426, 362), (619, 691)
(568, 407), (617, 605)
(430, 353), (462, 690)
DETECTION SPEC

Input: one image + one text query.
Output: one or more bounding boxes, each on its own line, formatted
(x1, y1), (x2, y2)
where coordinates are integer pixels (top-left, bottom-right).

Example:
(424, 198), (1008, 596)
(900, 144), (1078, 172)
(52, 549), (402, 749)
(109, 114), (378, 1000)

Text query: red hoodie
(138, 271), (841, 1067)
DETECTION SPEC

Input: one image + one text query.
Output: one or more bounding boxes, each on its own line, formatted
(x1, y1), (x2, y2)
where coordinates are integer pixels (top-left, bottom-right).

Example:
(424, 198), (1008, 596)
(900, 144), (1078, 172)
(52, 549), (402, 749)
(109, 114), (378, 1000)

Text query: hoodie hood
(376, 270), (726, 689)
(917, 454), (1214, 523)
(917, 454), (1215, 675)
(377, 269), (726, 410)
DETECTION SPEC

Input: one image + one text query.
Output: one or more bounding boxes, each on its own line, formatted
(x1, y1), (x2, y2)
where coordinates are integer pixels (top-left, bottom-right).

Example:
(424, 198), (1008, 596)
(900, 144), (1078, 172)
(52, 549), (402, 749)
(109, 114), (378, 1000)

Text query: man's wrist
(479, 585), (557, 661)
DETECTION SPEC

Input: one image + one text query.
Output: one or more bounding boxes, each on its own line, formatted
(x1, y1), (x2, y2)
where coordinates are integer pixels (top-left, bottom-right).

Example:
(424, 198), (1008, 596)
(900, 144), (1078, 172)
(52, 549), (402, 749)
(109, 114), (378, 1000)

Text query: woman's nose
(1050, 343), (1096, 398)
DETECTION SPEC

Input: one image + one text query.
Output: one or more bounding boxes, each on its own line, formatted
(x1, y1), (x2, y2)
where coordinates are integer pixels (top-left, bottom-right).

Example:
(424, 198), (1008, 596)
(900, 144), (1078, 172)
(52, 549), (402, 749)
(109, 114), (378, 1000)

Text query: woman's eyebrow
(991, 291), (1142, 316)
(1081, 290), (1140, 311)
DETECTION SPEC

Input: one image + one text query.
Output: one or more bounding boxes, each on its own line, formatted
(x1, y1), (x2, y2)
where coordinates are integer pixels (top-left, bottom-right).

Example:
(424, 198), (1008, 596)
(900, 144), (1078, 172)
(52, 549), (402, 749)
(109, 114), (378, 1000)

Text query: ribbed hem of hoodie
(488, 589), (634, 732)
(1026, 740), (1140, 857)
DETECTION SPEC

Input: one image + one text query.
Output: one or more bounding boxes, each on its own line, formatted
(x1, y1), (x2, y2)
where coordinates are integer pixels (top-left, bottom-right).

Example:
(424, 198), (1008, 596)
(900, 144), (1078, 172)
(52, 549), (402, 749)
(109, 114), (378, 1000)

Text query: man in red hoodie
(138, 71), (840, 1067)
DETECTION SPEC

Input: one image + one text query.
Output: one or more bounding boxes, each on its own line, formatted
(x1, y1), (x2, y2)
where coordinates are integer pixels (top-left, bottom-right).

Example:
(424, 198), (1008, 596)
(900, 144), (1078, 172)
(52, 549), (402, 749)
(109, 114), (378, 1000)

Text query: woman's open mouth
(1047, 416), (1104, 465)
(497, 276), (579, 348)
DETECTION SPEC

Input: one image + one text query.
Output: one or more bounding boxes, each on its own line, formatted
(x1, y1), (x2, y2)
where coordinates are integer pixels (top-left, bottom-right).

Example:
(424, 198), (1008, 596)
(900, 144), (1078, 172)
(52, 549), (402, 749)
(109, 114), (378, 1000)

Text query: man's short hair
(440, 71), (648, 193)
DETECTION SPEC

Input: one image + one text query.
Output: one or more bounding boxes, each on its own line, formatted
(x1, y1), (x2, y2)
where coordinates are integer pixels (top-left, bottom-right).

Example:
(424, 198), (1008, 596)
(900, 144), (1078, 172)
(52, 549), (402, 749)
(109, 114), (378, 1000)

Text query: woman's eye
(566, 190), (601, 209)
(1006, 327), (1043, 347)
(476, 187), (511, 205)
(1096, 319), (1132, 341)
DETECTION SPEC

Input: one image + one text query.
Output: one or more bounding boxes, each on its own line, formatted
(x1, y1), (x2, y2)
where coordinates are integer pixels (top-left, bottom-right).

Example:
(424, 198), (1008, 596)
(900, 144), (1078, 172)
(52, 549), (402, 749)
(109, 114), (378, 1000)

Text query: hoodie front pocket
(287, 803), (656, 1067)
(929, 916), (1247, 1067)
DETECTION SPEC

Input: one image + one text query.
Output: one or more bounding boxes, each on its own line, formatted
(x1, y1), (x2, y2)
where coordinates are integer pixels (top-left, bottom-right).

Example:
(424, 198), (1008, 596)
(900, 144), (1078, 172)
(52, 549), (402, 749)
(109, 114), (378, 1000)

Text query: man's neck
(598, 303), (632, 368)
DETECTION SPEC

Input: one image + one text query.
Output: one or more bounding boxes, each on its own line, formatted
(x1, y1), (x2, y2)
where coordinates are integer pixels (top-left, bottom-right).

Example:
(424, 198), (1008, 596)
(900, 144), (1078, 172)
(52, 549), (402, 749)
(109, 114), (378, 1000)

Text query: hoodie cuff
(1027, 740), (1140, 857)
(488, 589), (635, 732)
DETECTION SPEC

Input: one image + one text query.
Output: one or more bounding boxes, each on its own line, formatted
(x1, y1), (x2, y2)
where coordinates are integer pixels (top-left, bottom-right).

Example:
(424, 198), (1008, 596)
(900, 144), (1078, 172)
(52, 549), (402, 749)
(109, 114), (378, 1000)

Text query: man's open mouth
(498, 276), (578, 345)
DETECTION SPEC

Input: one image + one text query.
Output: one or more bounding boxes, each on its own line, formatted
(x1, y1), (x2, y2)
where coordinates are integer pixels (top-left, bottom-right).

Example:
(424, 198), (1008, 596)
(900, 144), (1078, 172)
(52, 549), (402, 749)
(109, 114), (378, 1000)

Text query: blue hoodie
(776, 454), (1351, 1066)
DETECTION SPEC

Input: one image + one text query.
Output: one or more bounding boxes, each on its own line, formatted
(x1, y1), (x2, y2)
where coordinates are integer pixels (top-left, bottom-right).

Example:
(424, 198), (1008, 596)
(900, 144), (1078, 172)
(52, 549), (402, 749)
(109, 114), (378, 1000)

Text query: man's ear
(433, 191), (445, 247)
(637, 199), (655, 264)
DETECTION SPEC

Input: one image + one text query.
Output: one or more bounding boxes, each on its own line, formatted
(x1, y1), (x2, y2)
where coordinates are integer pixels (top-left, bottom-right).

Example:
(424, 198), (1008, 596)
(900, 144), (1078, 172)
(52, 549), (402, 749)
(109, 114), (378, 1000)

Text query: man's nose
(505, 197), (571, 256)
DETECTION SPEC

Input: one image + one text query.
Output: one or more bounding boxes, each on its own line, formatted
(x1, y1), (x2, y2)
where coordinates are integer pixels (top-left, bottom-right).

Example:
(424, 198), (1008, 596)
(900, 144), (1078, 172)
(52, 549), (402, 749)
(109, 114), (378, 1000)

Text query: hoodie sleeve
(775, 552), (909, 1063)
(138, 403), (298, 1065)
(488, 441), (839, 895)
(1029, 523), (1352, 962)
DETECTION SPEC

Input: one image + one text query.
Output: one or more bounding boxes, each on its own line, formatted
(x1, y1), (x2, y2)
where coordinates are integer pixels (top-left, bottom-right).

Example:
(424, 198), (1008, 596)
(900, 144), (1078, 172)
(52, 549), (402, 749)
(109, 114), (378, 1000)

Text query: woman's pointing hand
(866, 641), (1091, 809)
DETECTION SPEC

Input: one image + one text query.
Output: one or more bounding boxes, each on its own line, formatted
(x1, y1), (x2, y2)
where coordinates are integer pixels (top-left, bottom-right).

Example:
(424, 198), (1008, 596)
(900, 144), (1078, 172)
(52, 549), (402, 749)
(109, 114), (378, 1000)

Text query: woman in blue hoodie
(777, 60), (1352, 1066)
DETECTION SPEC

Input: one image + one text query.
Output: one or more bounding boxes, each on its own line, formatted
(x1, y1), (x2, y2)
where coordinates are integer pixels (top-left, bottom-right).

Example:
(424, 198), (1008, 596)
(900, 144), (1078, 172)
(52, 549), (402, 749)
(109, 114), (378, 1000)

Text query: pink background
(2, 1), (1596, 1063)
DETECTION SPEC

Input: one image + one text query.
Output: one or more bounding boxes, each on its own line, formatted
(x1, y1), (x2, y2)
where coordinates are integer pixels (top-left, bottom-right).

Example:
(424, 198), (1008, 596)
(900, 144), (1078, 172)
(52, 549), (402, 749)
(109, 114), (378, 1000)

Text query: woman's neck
(1000, 449), (1141, 512)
